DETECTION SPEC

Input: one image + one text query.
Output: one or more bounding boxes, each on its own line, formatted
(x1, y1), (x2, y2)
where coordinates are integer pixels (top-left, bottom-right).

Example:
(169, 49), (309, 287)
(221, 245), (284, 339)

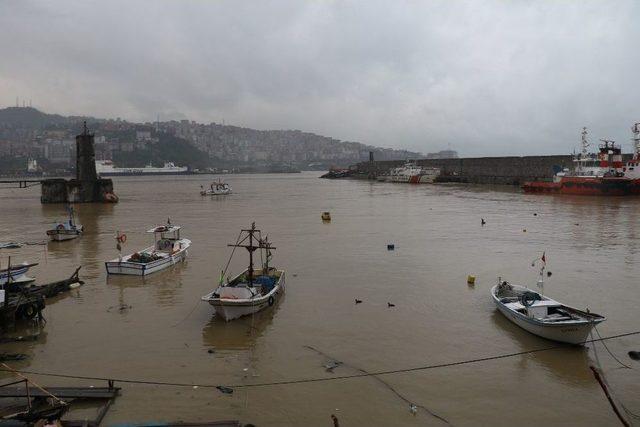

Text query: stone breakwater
(350, 154), (635, 185)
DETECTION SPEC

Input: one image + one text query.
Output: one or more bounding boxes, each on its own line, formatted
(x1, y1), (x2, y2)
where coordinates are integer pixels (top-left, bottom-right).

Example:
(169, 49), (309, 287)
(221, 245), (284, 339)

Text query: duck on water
(491, 255), (605, 345)
(202, 222), (285, 321)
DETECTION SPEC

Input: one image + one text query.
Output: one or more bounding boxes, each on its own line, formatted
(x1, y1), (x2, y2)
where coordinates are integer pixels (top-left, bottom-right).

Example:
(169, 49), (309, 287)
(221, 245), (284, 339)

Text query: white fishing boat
(105, 221), (191, 276)
(491, 256), (605, 344)
(0, 261), (37, 286)
(202, 223), (285, 321)
(46, 206), (83, 242)
(200, 180), (232, 195)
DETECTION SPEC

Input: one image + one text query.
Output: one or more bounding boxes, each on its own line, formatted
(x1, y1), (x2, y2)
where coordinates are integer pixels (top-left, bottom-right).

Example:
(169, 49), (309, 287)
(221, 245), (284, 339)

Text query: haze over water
(1, 173), (639, 426)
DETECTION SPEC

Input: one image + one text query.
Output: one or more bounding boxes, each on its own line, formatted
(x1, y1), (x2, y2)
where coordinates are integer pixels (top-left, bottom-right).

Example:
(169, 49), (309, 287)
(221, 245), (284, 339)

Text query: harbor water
(0, 172), (639, 426)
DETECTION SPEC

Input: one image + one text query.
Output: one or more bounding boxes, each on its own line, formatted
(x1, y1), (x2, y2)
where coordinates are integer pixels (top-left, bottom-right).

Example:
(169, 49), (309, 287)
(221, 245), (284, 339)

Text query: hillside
(0, 107), (422, 173)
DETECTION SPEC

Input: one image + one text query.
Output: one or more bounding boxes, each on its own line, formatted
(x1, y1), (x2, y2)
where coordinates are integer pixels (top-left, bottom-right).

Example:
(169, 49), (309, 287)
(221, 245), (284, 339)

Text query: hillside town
(0, 107), (444, 175)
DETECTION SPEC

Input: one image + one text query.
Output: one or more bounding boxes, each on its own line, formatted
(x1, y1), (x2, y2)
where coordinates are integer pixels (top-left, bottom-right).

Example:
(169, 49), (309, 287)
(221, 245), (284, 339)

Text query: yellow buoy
(321, 212), (331, 221)
(467, 275), (476, 285)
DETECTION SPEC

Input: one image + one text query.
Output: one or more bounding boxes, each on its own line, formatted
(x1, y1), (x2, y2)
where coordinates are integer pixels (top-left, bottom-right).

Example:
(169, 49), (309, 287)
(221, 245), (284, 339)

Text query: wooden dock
(0, 379), (120, 426)
(0, 179), (42, 189)
(0, 386), (119, 399)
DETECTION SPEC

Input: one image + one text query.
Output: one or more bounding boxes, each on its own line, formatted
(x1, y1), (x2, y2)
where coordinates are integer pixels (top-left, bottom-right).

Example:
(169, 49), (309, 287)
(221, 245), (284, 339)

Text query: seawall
(352, 154), (634, 185)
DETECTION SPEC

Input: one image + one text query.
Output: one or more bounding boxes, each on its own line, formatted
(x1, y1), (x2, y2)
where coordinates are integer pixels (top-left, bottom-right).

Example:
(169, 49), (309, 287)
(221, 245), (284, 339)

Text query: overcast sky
(1, 1), (638, 156)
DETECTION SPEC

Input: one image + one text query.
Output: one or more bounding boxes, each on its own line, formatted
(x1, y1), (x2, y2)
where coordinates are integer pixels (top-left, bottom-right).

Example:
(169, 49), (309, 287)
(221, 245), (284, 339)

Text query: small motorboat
(200, 180), (232, 196)
(202, 222), (285, 321)
(491, 278), (605, 345)
(105, 221), (191, 276)
(0, 261), (38, 286)
(46, 206), (83, 242)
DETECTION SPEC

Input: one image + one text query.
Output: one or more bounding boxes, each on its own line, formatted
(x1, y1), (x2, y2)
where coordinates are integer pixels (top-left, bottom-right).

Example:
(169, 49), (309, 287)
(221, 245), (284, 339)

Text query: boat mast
(228, 222), (260, 286)
(581, 127), (589, 159)
(632, 123), (640, 159)
(227, 223), (277, 285)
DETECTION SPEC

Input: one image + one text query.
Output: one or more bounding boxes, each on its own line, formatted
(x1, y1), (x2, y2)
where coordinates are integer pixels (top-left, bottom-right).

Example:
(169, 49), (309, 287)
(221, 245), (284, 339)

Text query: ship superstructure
(523, 124), (640, 195)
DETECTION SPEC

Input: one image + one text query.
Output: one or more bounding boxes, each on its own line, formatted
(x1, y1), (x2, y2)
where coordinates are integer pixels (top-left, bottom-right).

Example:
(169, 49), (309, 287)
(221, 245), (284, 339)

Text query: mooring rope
(0, 330), (637, 390)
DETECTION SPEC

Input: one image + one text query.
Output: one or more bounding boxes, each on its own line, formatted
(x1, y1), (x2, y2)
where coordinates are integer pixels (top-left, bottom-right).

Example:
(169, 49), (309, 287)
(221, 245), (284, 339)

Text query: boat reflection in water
(490, 312), (594, 387)
(105, 263), (186, 308)
(201, 298), (281, 351)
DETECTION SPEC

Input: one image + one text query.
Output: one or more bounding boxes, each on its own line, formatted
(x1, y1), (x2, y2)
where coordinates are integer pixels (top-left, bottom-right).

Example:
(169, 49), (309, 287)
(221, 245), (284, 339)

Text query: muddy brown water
(0, 172), (638, 426)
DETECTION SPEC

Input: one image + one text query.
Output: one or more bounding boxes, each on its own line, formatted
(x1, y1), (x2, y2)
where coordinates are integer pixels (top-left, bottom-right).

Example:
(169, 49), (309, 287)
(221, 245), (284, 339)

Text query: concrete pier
(351, 154), (634, 185)
(41, 123), (118, 203)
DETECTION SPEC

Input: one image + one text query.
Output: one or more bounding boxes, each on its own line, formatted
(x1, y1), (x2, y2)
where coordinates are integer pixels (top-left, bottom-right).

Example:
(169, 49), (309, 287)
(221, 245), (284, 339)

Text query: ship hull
(523, 177), (640, 196)
(98, 171), (193, 176)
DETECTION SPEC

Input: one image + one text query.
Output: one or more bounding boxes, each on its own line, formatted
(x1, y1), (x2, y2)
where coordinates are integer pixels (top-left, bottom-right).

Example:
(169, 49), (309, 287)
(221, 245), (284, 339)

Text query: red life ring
(57, 224), (65, 230)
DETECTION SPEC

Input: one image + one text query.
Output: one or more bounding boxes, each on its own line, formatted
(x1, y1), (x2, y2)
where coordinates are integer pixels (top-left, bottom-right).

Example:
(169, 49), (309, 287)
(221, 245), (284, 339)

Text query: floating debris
(0, 353), (28, 361)
(467, 275), (476, 285)
(0, 241), (46, 249)
(409, 403), (418, 415)
(207, 349), (215, 354)
(324, 360), (343, 372)
(387, 302), (395, 308)
(523, 229), (527, 232)
(629, 351), (640, 361)
(533, 213), (538, 216)
(387, 244), (395, 250)
(355, 299), (362, 304)
(481, 218), (486, 226)
(321, 212), (331, 221)
(331, 414), (340, 427)
(216, 386), (234, 394)
(0, 335), (39, 344)
(547, 271), (552, 277)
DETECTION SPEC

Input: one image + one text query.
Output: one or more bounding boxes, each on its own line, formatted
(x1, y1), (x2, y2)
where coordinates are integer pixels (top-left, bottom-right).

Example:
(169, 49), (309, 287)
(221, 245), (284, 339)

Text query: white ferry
(96, 160), (189, 176)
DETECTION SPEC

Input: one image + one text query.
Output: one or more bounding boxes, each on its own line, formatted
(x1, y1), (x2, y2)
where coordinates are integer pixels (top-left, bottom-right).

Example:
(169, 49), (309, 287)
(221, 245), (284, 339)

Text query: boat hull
(491, 285), (603, 345)
(523, 177), (640, 196)
(205, 272), (285, 321)
(47, 230), (81, 241)
(105, 244), (190, 276)
(200, 190), (232, 195)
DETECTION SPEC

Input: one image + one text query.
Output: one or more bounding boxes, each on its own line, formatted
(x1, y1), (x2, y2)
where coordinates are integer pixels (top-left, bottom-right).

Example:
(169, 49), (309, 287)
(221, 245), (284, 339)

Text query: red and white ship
(523, 124), (640, 196)
(378, 161), (440, 184)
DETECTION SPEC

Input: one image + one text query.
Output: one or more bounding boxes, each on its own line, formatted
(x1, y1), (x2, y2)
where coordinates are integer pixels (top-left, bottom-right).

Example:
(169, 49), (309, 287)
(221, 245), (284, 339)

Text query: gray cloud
(1, 0), (638, 156)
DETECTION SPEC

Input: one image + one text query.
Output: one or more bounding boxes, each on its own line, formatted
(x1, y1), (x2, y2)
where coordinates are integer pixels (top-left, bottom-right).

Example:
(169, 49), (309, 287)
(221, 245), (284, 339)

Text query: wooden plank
(0, 387), (120, 399)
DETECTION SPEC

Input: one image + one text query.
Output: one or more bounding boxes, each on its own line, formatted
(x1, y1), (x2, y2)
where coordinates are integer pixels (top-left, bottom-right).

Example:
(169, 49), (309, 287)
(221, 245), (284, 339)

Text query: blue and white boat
(46, 206), (83, 242)
(105, 222), (191, 276)
(491, 280), (605, 345)
(202, 223), (285, 321)
(0, 261), (38, 286)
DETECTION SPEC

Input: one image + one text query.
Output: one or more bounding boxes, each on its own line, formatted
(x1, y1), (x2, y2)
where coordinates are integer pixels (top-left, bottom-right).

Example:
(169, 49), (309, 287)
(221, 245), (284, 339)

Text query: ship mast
(580, 127), (589, 158)
(632, 123), (640, 159)
(227, 222), (276, 285)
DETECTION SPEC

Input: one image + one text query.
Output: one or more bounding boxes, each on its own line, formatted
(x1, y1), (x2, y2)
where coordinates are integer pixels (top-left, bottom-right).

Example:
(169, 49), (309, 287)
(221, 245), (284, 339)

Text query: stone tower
(76, 121), (98, 182)
(41, 121), (118, 203)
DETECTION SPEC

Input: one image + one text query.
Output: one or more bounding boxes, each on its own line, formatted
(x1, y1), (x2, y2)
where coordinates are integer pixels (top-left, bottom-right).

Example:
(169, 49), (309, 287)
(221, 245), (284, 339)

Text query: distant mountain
(0, 107), (74, 128)
(0, 107), (422, 170)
